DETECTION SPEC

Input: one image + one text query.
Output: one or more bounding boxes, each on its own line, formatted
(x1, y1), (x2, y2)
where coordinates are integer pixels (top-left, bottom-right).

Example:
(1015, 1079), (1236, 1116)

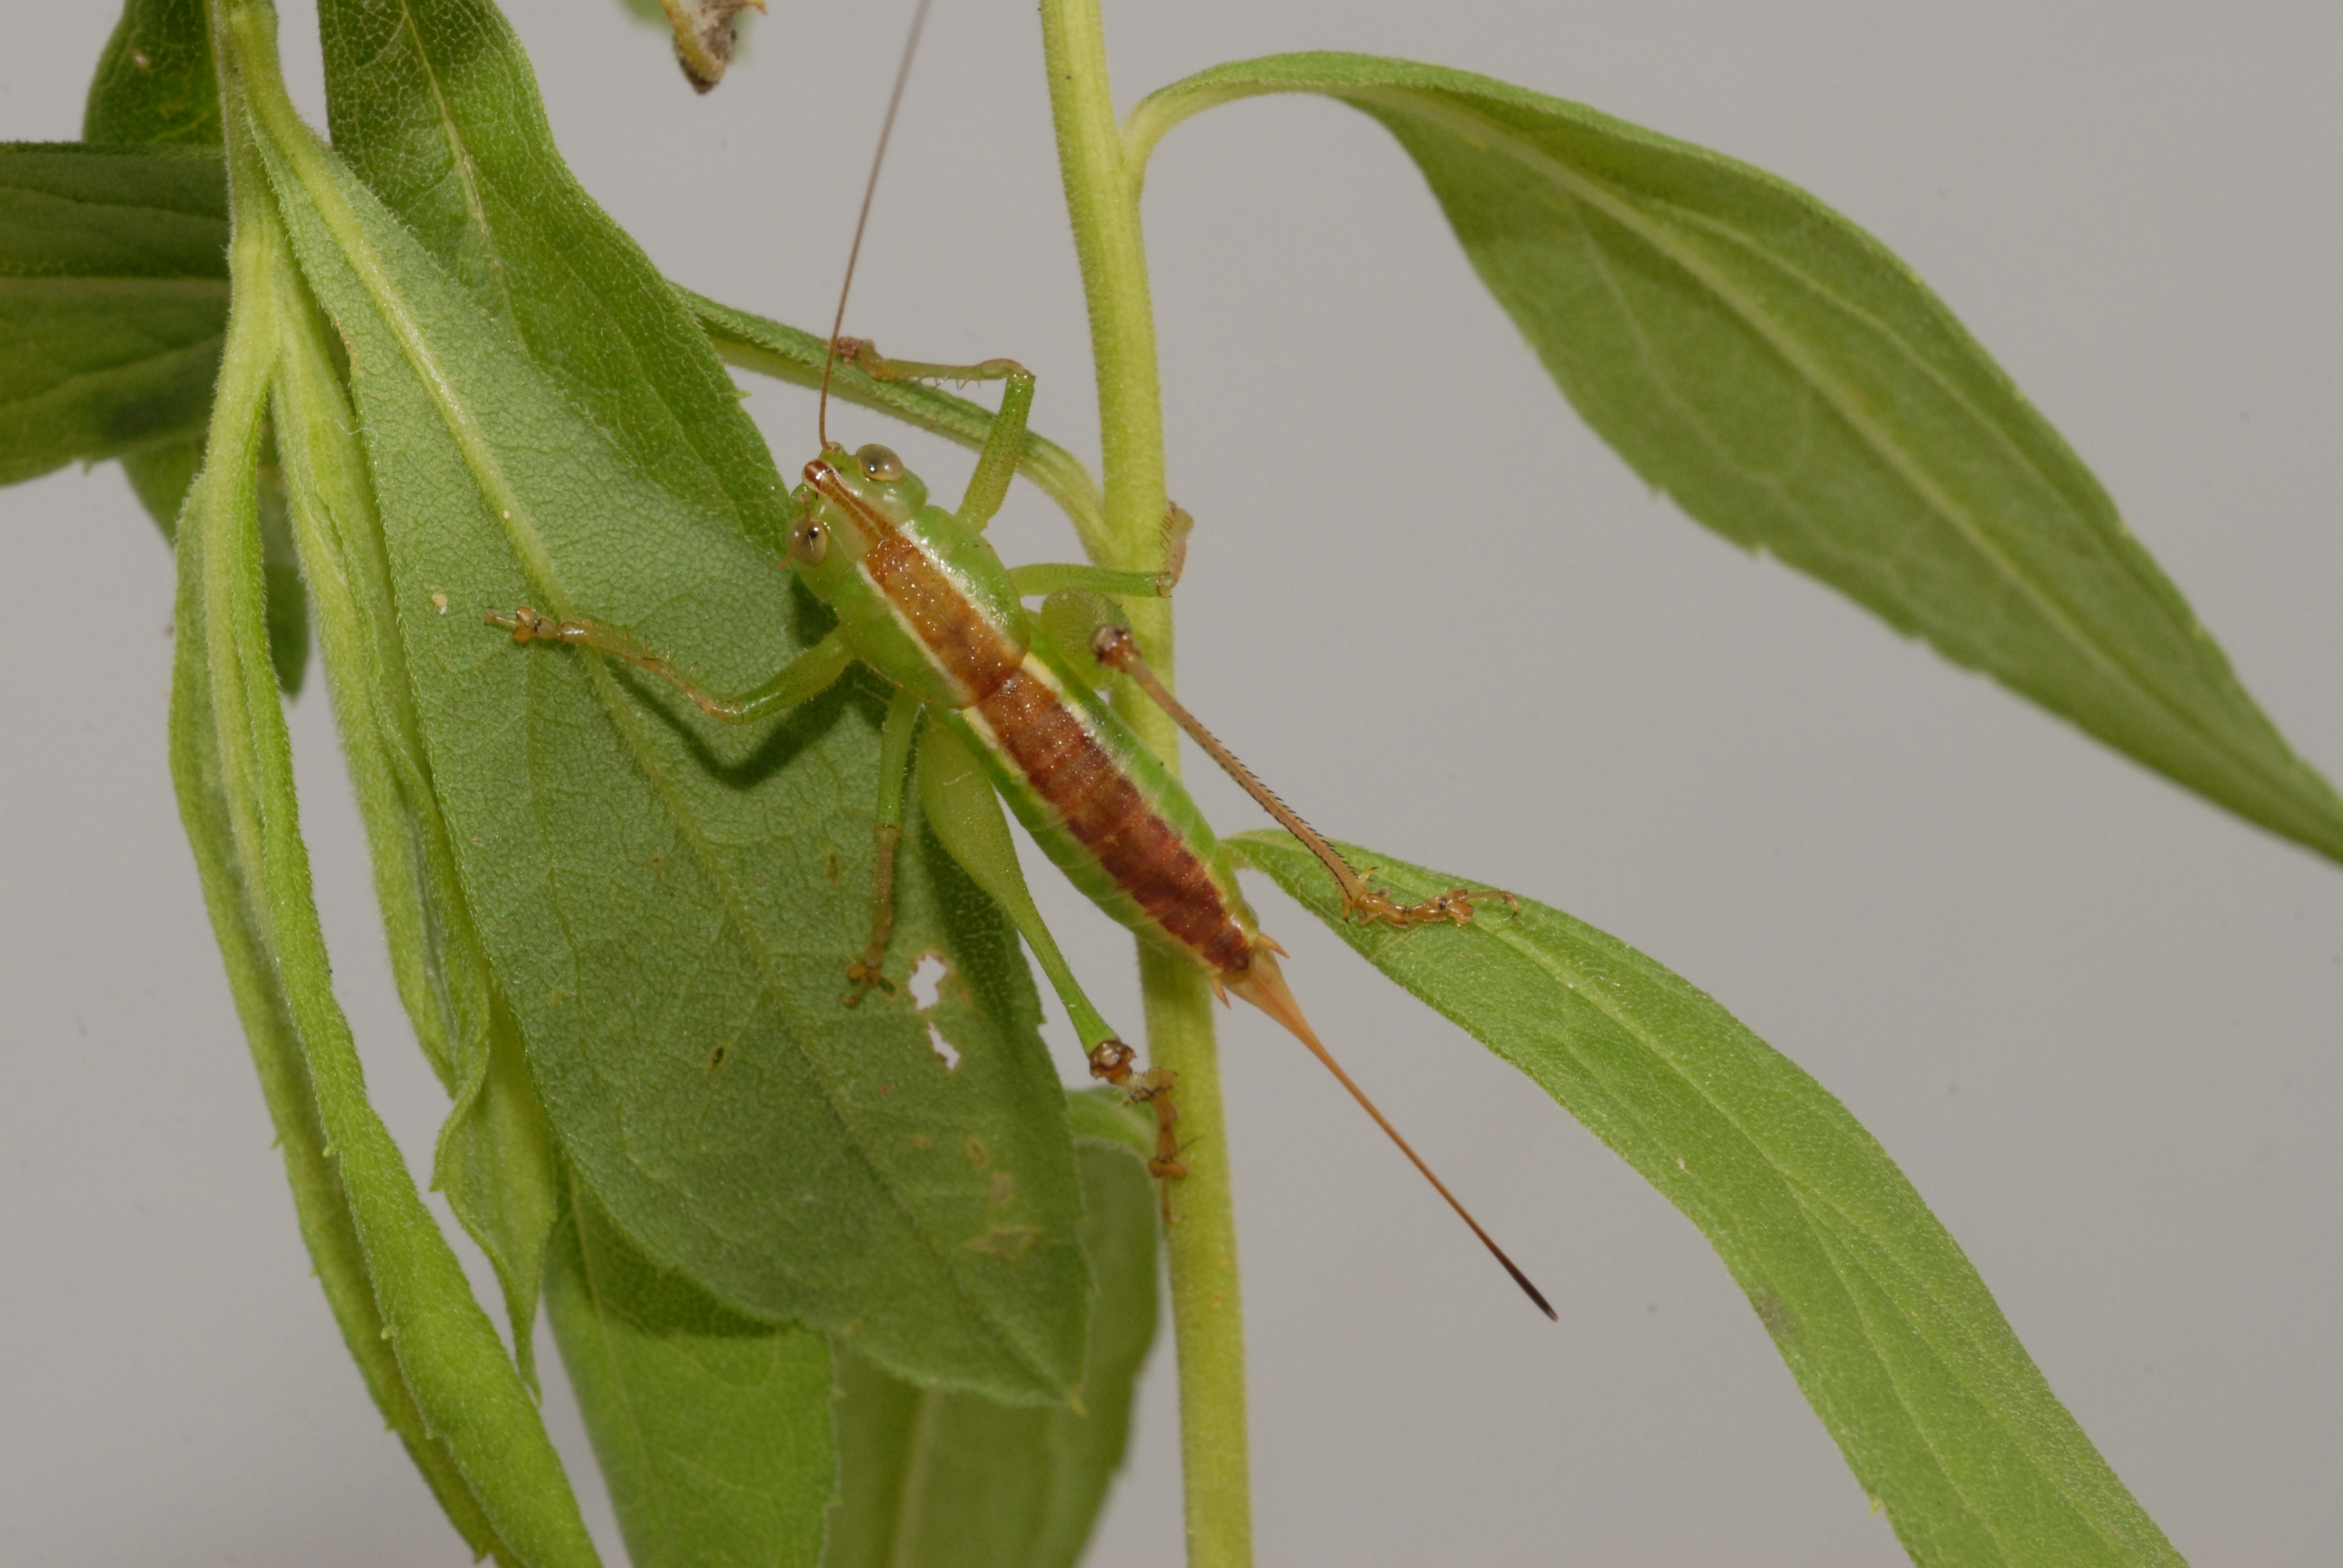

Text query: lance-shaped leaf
(1133, 55), (2343, 866)
(269, 242), (556, 1373)
(235, 0), (1088, 1400)
(824, 1092), (1162, 1568)
(0, 143), (226, 485)
(1234, 829), (2181, 1568)
(546, 1177), (836, 1568)
(169, 67), (595, 1559)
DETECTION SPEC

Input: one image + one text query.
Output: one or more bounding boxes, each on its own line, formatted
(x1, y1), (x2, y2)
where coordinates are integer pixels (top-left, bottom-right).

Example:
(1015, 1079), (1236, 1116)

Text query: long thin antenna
(818, 0), (936, 448)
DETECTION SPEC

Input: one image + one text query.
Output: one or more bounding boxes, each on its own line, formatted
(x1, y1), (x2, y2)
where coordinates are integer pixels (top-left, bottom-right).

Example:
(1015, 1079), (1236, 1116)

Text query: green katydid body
(791, 440), (1260, 993)
(494, 350), (1553, 1315)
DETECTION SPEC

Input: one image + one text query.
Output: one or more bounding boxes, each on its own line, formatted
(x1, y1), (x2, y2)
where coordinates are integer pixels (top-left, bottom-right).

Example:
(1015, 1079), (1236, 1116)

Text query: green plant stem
(1038, 4), (1252, 1567)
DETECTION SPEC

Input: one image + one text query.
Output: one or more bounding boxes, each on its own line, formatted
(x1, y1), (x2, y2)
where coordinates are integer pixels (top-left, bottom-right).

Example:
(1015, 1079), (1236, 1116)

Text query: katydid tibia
(487, 4), (1551, 1321)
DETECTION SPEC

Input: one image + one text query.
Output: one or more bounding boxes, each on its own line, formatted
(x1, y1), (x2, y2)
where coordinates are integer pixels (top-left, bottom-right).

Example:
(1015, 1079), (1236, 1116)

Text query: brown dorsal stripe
(977, 664), (1251, 976)
(862, 533), (1024, 703)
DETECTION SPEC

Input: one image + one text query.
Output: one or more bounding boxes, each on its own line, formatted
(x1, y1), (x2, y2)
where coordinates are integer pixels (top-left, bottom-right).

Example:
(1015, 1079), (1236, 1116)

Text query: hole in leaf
(925, 1021), (962, 1072)
(907, 952), (948, 1010)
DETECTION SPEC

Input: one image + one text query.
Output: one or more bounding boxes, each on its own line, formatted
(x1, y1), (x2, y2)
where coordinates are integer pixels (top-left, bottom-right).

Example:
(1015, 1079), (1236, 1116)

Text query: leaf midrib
(385, 0), (516, 324)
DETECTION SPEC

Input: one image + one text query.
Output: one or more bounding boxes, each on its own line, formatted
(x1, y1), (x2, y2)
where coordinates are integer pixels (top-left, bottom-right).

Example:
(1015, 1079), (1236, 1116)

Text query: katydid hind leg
(1087, 623), (1516, 927)
(913, 718), (1119, 1054)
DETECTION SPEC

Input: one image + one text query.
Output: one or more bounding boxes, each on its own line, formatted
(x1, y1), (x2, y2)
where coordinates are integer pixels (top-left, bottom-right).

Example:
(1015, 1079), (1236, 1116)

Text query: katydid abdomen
(955, 656), (1256, 978)
(798, 448), (1262, 987)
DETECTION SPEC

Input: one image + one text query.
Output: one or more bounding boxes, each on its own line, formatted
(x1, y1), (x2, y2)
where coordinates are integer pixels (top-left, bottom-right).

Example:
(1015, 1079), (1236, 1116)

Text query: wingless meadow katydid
(488, 0), (1556, 1320)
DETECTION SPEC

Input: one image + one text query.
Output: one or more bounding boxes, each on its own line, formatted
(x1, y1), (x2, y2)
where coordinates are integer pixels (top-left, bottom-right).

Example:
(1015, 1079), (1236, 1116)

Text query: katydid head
(800, 443), (926, 528)
(787, 443), (926, 586)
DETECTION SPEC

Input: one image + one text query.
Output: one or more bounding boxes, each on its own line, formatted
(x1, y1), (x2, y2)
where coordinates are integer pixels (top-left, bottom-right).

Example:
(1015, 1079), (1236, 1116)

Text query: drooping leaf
(0, 143), (227, 485)
(546, 1177), (834, 1568)
(166, 178), (506, 1568)
(249, 0), (1088, 1399)
(267, 252), (554, 1373)
(1133, 55), (2343, 866)
(85, 0), (221, 147)
(172, 52), (597, 1559)
(825, 1092), (1162, 1568)
(1234, 829), (2182, 1568)
(0, 142), (1096, 554)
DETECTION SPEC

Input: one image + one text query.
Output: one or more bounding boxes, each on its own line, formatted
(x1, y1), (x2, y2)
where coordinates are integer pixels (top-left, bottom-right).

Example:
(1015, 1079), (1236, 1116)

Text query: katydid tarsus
(488, 5), (1553, 1321)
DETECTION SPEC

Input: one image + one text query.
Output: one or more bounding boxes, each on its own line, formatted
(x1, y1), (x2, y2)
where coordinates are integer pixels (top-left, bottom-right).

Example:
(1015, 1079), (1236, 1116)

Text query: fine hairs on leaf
(8, 1), (2332, 1566)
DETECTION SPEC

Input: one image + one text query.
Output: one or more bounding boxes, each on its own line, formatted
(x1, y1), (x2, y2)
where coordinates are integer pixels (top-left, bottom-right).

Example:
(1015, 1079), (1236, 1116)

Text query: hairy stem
(1038, 4), (1252, 1566)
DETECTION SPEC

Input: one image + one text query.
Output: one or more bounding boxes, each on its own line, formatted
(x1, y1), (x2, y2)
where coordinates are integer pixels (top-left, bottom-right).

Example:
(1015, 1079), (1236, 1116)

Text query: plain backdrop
(3, 3), (2337, 1564)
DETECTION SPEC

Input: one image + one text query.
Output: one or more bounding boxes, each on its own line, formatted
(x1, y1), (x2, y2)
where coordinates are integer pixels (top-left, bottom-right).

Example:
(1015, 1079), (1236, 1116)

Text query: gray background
(4, 2), (2337, 1564)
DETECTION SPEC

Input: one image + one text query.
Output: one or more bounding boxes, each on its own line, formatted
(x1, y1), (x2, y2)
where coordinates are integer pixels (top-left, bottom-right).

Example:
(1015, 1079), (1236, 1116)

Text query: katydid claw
(1087, 1040), (1188, 1181)
(1340, 881), (1520, 929)
(841, 954), (894, 1007)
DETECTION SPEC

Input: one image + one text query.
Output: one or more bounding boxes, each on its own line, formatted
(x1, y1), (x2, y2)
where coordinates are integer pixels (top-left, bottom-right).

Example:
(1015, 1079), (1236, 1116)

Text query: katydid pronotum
(488, 8), (1552, 1320)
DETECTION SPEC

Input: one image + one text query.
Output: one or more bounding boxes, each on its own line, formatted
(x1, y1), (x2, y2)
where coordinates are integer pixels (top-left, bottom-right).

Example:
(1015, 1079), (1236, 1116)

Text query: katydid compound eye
(789, 519), (828, 565)
(855, 443), (904, 482)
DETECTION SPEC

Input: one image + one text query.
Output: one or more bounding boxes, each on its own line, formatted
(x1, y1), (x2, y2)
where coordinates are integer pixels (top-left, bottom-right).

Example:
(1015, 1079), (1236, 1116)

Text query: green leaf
(172, 70), (597, 1560)
(166, 202), (510, 1568)
(546, 1176), (834, 1568)
(0, 143), (228, 485)
(1233, 829), (2182, 1567)
(825, 1091), (1162, 1568)
(245, 0), (1087, 1399)
(1132, 54), (2343, 866)
(268, 253), (554, 1374)
(315, 0), (770, 535)
(85, 0), (221, 147)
